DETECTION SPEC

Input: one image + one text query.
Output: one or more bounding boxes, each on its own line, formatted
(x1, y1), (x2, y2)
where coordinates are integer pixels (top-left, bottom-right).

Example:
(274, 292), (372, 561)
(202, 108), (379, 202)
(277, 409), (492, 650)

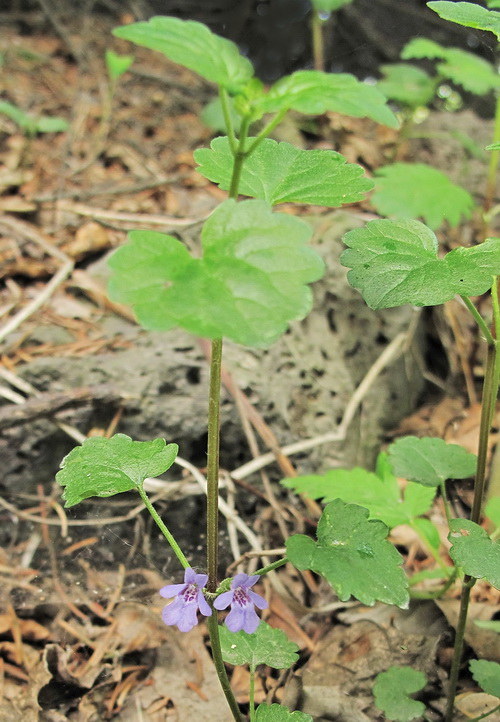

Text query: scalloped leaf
(113, 16), (253, 94)
(378, 64), (436, 108)
(286, 499), (409, 608)
(281, 453), (435, 529)
(194, 137), (373, 206)
(427, 2), (500, 40)
(256, 705), (312, 722)
(341, 218), (500, 309)
(253, 70), (399, 127)
(449, 519), (500, 589)
(374, 666), (427, 722)
(403, 38), (499, 95)
(372, 163), (473, 229)
(108, 199), (324, 348)
(220, 621), (299, 670)
(56, 434), (178, 507)
(388, 436), (477, 487)
(470, 660), (500, 697)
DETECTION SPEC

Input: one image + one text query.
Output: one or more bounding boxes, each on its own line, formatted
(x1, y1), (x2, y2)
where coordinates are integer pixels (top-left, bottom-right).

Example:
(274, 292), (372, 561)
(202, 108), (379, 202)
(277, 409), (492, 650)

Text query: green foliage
(388, 436), (477, 487)
(485, 497), (500, 530)
(219, 621), (299, 670)
(448, 519), (500, 589)
(56, 434), (178, 507)
(371, 163), (474, 229)
(488, 0), (500, 8)
(105, 49), (134, 81)
(281, 452), (435, 529)
(201, 96), (241, 134)
(194, 137), (374, 207)
(253, 70), (399, 127)
(475, 620), (500, 633)
(286, 499), (409, 608)
(373, 666), (427, 721)
(311, 0), (355, 12)
(377, 64), (436, 108)
(0, 100), (68, 136)
(470, 659), (500, 697)
(341, 218), (500, 309)
(402, 38), (499, 95)
(108, 199), (324, 348)
(487, 142), (500, 151)
(113, 16), (253, 94)
(427, 1), (500, 40)
(255, 705), (312, 722)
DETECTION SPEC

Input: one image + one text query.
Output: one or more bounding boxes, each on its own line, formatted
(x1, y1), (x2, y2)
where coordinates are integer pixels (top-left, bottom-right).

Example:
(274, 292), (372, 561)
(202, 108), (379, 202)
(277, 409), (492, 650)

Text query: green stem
(245, 109), (288, 157)
(409, 569), (457, 600)
(249, 665), (256, 722)
(228, 116), (251, 198)
(439, 480), (454, 528)
(460, 295), (495, 347)
(484, 89), (500, 214)
(443, 577), (476, 722)
(255, 556), (289, 576)
(137, 485), (190, 569)
(311, 10), (325, 71)
(468, 703), (500, 722)
(206, 337), (223, 592)
(220, 87), (237, 154)
(207, 611), (243, 722)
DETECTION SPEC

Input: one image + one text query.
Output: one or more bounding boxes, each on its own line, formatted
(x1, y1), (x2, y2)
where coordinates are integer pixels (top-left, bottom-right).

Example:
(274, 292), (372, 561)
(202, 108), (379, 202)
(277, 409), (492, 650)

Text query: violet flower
(160, 567), (212, 632)
(214, 573), (268, 634)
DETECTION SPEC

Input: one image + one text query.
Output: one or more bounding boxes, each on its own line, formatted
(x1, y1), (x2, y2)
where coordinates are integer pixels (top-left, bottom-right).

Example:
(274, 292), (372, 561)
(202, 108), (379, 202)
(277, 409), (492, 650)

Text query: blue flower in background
(160, 567), (212, 632)
(214, 573), (267, 633)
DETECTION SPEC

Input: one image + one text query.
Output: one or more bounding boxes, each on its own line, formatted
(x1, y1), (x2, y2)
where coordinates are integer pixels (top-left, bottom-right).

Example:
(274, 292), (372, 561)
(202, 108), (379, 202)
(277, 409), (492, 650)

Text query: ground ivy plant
(54, 13), (500, 722)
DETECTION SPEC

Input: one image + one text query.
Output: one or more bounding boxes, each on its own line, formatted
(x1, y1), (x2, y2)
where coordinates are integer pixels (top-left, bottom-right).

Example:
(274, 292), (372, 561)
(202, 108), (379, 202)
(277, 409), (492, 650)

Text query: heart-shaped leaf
(108, 199), (324, 348)
(195, 137), (373, 207)
(388, 436), (477, 487)
(427, 2), (500, 40)
(105, 50), (134, 81)
(220, 621), (299, 670)
(449, 519), (500, 589)
(253, 70), (398, 127)
(374, 666), (427, 722)
(372, 163), (473, 229)
(281, 453), (435, 529)
(286, 499), (409, 608)
(255, 705), (312, 722)
(56, 434), (178, 507)
(113, 16), (253, 94)
(378, 64), (436, 108)
(470, 660), (500, 698)
(341, 218), (500, 309)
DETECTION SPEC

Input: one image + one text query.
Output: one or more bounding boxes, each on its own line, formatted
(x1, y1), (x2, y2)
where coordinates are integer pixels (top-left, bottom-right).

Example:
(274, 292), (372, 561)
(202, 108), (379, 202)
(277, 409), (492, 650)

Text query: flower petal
(193, 573), (209, 589)
(225, 606), (245, 633)
(213, 591), (234, 610)
(241, 607), (260, 634)
(197, 591), (212, 617)
(248, 590), (268, 610)
(177, 602), (199, 633)
(162, 597), (184, 626)
(159, 583), (187, 599)
(183, 567), (197, 584)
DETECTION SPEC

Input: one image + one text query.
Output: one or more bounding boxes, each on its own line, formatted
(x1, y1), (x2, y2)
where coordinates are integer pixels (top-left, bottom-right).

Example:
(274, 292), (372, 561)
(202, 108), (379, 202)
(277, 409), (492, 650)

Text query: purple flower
(213, 573), (268, 634)
(160, 567), (212, 632)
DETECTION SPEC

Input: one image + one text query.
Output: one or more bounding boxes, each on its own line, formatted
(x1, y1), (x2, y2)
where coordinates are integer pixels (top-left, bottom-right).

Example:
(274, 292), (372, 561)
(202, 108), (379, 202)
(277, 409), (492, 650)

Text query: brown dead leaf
(436, 600), (500, 662)
(230, 664), (266, 705)
(455, 692), (500, 721)
(112, 602), (168, 654)
(61, 221), (110, 261)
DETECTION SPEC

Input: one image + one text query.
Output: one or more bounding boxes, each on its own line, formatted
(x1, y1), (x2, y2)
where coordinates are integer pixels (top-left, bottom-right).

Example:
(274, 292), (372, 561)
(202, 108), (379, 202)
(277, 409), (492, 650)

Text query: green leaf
(488, 0), (500, 8)
(254, 70), (399, 128)
(388, 436), (477, 487)
(201, 97), (241, 134)
(372, 163), (473, 229)
(281, 454), (435, 529)
(373, 666), (427, 721)
(378, 64), (436, 108)
(286, 499), (409, 608)
(341, 218), (500, 309)
(255, 705), (312, 722)
(56, 434), (178, 507)
(220, 621), (299, 670)
(412, 517), (441, 552)
(112, 16), (254, 94)
(106, 50), (134, 81)
(470, 659), (500, 698)
(449, 519), (500, 589)
(475, 620), (500, 633)
(427, 2), (500, 40)
(311, 0), (354, 11)
(108, 199), (324, 348)
(487, 142), (500, 151)
(485, 497), (500, 530)
(403, 38), (499, 95)
(0, 101), (68, 135)
(34, 116), (69, 133)
(195, 137), (373, 207)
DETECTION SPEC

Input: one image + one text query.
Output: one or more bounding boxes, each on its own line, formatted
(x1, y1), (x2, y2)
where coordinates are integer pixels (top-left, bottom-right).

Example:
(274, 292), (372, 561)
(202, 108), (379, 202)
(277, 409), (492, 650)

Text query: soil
(0, 5), (499, 722)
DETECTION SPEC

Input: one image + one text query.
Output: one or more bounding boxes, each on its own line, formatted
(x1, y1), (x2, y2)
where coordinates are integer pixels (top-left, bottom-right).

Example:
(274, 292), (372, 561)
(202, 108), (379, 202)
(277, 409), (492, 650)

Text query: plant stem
(460, 295), (495, 347)
(206, 337), (223, 592)
(245, 109), (288, 157)
(137, 485), (190, 569)
(229, 116), (251, 198)
(484, 89), (500, 215)
(220, 87), (237, 154)
(249, 666), (256, 722)
(255, 556), (289, 576)
(311, 10), (325, 71)
(207, 611), (243, 722)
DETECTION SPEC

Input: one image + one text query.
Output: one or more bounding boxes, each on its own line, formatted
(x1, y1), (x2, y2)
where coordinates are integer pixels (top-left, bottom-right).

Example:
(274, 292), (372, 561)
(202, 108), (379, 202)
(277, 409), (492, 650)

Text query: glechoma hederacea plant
(55, 8), (500, 721)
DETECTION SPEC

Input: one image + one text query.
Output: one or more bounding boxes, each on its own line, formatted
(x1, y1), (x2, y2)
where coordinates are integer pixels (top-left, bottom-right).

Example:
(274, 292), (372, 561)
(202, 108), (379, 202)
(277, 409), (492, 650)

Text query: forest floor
(0, 8), (499, 722)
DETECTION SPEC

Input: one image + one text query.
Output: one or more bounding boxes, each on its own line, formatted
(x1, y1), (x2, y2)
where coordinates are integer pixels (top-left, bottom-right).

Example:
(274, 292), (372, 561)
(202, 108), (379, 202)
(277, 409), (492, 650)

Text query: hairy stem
(207, 612), (243, 722)
(206, 337), (223, 592)
(444, 577), (476, 722)
(311, 10), (325, 71)
(249, 665), (256, 722)
(137, 486), (190, 569)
